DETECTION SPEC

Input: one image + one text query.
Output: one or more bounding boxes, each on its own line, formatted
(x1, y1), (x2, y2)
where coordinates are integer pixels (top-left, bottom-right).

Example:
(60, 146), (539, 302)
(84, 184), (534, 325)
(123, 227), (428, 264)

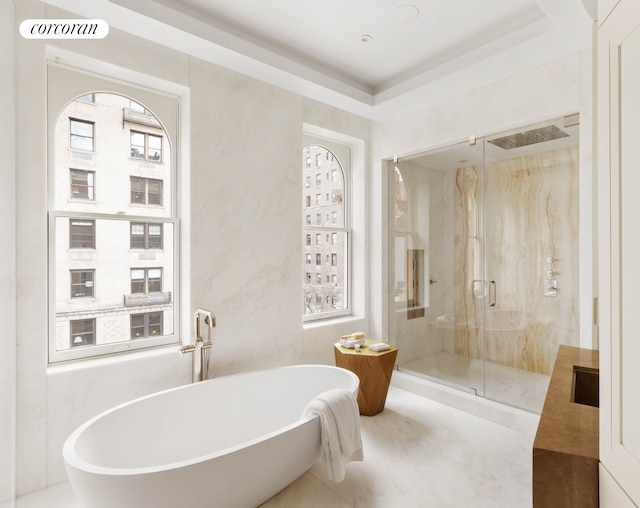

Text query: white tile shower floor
(400, 351), (551, 414)
(16, 384), (538, 508)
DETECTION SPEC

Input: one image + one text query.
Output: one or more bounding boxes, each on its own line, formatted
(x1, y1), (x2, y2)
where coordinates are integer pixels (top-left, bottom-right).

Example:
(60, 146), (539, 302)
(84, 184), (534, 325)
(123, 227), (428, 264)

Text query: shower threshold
(398, 351), (551, 414)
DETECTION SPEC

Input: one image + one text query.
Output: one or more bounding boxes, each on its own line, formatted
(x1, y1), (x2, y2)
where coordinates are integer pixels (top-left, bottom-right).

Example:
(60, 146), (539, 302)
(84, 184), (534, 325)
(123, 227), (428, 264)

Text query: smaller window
(316, 194), (322, 205)
(305, 157), (311, 169)
(316, 273), (322, 284)
(70, 169), (95, 200)
(130, 267), (163, 294)
(315, 174), (321, 187)
(316, 233), (322, 245)
(306, 273), (311, 283)
(131, 312), (163, 339)
(332, 253), (338, 266)
(70, 269), (95, 298)
(130, 131), (163, 161)
(315, 253), (321, 266)
(130, 222), (163, 250)
(331, 169), (337, 182)
(315, 154), (321, 166)
(306, 253), (312, 265)
(332, 274), (338, 286)
(305, 195), (311, 207)
(69, 219), (95, 249)
(70, 119), (94, 151)
(316, 214), (321, 225)
(305, 215), (311, 225)
(131, 177), (163, 206)
(305, 234), (311, 246)
(70, 318), (96, 347)
(305, 176), (311, 188)
(77, 94), (95, 103)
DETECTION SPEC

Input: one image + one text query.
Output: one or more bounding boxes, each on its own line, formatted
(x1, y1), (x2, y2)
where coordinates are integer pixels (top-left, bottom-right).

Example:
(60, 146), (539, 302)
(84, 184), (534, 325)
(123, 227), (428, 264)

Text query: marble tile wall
(453, 147), (581, 374)
(11, 0), (370, 498)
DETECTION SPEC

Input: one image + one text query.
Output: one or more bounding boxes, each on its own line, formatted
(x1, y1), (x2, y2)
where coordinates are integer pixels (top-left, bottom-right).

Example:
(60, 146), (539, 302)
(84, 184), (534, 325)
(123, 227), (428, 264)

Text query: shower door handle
(488, 280), (496, 307)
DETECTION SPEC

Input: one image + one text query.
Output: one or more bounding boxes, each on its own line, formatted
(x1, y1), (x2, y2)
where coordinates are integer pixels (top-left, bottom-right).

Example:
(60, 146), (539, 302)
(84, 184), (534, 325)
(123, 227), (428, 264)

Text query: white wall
(369, 51), (595, 352)
(13, 0), (371, 497)
(1, 0), (16, 505)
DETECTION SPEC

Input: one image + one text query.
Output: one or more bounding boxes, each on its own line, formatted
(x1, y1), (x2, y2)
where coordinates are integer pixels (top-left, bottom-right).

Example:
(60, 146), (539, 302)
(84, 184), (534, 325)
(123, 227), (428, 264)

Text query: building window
(50, 83), (179, 363)
(302, 140), (350, 319)
(131, 312), (163, 338)
(305, 157), (311, 169)
(70, 269), (95, 298)
(70, 169), (95, 200)
(69, 219), (95, 249)
(70, 119), (94, 151)
(305, 234), (311, 246)
(77, 94), (95, 103)
(131, 177), (163, 206)
(131, 222), (163, 250)
(130, 131), (163, 161)
(131, 268), (162, 294)
(70, 319), (95, 347)
(305, 176), (310, 188)
(305, 195), (311, 207)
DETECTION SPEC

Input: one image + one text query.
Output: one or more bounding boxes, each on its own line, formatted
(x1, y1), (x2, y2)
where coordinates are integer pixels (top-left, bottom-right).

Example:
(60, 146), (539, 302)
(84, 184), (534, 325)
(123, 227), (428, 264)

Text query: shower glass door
(390, 137), (488, 398)
(390, 116), (581, 413)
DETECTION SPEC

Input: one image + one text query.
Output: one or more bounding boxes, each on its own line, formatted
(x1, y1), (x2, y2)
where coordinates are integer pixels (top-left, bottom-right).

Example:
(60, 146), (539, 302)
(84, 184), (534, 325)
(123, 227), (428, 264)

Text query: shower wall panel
(454, 147), (580, 374)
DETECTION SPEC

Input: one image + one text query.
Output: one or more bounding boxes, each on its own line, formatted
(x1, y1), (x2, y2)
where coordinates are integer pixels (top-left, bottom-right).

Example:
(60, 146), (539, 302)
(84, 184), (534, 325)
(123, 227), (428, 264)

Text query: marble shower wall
(453, 146), (580, 374)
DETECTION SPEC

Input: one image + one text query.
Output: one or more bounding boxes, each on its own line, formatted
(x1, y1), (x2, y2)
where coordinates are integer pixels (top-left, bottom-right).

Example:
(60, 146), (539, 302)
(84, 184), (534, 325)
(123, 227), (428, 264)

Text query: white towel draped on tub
(302, 388), (364, 482)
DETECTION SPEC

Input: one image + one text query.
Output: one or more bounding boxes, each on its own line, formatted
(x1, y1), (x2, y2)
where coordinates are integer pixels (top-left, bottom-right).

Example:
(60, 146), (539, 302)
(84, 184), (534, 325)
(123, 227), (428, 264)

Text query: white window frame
(302, 133), (352, 322)
(47, 56), (188, 364)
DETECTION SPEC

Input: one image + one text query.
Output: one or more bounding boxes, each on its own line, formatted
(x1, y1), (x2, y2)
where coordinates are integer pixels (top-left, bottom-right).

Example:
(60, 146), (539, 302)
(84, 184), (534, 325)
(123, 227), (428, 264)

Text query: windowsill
(303, 314), (362, 330)
(46, 342), (180, 375)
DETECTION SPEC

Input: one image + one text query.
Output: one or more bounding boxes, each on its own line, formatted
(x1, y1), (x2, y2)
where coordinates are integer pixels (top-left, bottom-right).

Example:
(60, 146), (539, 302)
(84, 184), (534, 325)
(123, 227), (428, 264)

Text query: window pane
(130, 177), (145, 204)
(70, 169), (94, 200)
(70, 270), (94, 298)
(70, 120), (94, 151)
(148, 268), (162, 292)
(147, 179), (163, 205)
(130, 223), (145, 249)
(70, 318), (95, 347)
(148, 134), (162, 161)
(70, 219), (95, 249)
(130, 132), (145, 159)
(130, 314), (145, 338)
(148, 224), (162, 249)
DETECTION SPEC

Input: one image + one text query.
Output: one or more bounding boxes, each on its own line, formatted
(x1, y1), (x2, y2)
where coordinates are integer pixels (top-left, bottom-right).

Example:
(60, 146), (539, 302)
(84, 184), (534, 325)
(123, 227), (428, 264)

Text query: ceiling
(43, 0), (595, 121)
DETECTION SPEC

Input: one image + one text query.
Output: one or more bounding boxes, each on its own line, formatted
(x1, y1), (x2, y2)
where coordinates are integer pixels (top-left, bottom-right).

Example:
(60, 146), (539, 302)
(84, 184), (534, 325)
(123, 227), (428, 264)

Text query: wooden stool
(334, 340), (398, 416)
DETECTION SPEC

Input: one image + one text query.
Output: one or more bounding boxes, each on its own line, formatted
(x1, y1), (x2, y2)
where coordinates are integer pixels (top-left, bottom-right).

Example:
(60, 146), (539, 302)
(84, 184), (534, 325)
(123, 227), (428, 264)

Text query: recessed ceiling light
(397, 4), (420, 25)
(360, 34), (373, 43)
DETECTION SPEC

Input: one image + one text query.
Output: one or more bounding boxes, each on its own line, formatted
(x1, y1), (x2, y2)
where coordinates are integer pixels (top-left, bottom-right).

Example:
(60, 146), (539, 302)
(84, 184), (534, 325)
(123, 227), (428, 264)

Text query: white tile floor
(15, 383), (538, 508)
(400, 351), (551, 414)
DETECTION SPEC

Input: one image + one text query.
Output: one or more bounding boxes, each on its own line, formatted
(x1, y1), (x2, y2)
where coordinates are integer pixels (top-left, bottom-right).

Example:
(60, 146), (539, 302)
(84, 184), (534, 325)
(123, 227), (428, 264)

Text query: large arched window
(302, 139), (350, 320)
(48, 65), (181, 363)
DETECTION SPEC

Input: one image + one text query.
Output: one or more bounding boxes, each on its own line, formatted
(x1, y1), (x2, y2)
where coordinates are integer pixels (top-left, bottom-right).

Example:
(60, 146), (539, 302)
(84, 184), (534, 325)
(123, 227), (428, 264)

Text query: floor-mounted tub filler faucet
(180, 308), (216, 383)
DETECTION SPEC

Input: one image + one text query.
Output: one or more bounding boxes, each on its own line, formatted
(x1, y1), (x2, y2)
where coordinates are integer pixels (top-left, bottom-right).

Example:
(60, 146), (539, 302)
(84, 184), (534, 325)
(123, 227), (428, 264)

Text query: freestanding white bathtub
(63, 364), (360, 508)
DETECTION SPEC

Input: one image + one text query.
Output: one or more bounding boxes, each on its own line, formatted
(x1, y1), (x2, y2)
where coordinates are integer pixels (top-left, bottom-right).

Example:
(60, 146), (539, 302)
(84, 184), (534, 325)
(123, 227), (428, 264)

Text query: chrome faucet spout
(181, 308), (216, 383)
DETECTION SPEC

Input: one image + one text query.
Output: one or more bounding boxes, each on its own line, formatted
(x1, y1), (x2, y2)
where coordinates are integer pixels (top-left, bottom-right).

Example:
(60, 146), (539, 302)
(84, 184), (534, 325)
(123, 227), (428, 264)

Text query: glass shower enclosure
(389, 116), (581, 413)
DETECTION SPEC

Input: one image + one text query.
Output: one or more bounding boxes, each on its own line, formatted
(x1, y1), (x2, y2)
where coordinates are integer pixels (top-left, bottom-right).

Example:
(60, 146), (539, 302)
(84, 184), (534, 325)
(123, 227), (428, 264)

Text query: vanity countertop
(533, 344), (599, 507)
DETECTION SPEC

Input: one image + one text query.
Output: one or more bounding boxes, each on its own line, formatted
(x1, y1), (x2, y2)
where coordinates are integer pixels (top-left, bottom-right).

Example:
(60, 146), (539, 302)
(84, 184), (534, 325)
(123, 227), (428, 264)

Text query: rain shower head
(488, 124), (569, 150)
